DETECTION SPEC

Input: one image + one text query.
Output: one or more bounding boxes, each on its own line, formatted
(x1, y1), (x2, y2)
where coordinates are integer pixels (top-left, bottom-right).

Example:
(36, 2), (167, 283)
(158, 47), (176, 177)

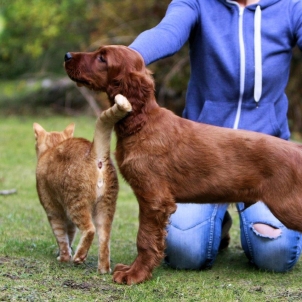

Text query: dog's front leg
(113, 193), (177, 285)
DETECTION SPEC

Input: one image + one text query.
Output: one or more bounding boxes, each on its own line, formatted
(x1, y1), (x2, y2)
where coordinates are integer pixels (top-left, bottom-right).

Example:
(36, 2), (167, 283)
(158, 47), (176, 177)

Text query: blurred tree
(0, 0), (175, 78)
(0, 0), (189, 115)
(0, 0), (95, 78)
(287, 47), (302, 135)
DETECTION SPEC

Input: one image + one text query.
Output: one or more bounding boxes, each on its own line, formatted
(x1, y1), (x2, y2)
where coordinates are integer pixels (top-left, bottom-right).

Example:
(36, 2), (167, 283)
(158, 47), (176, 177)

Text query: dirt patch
(62, 279), (93, 291)
(62, 279), (122, 294)
(0, 256), (11, 265)
(0, 256), (124, 301)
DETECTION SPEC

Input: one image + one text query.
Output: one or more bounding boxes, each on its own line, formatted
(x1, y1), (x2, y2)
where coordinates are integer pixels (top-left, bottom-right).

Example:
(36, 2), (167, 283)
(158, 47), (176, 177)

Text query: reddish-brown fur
(65, 45), (302, 284)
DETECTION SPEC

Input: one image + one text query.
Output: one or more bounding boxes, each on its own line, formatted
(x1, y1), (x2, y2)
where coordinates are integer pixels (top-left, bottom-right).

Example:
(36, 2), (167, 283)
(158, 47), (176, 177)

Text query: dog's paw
(113, 263), (152, 285)
(115, 94), (132, 112)
(114, 263), (130, 272)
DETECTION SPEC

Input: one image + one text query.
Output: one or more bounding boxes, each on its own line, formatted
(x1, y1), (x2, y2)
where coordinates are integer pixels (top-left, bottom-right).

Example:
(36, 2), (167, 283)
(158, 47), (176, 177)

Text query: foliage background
(0, 0), (302, 133)
(0, 0), (189, 117)
(2, 0), (300, 131)
(0, 0), (171, 78)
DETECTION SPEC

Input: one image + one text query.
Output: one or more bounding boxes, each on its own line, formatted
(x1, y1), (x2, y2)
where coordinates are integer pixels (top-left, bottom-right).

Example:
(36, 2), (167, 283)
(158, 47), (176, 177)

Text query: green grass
(0, 115), (302, 301)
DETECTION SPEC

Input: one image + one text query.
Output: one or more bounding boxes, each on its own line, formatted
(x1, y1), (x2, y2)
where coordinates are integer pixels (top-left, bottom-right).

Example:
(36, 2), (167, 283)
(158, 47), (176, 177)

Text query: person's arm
(129, 0), (199, 65)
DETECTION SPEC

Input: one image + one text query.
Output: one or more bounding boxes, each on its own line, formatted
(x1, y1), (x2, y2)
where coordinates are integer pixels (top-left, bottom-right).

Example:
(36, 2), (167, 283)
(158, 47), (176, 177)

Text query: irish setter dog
(65, 45), (302, 285)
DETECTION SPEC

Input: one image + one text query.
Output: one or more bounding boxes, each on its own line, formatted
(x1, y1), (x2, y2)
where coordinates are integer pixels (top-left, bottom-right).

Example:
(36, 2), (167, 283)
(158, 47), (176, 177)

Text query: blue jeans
(165, 202), (302, 272)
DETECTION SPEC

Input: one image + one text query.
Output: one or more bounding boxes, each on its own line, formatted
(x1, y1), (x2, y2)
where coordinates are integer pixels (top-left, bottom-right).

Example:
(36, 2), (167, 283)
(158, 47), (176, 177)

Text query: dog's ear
(103, 46), (154, 100)
(104, 46), (145, 82)
(63, 123), (75, 138)
(100, 46), (156, 137)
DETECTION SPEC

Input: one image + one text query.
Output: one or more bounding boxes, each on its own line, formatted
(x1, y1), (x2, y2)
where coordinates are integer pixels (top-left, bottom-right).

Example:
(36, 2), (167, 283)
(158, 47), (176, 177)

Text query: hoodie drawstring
(254, 5), (262, 103)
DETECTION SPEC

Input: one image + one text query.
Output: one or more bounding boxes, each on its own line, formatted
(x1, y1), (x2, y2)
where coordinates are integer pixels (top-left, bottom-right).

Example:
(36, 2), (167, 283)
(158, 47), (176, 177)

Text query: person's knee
(249, 223), (297, 272)
(165, 203), (228, 270)
(165, 224), (215, 270)
(253, 223), (281, 238)
(164, 246), (209, 270)
(165, 230), (209, 269)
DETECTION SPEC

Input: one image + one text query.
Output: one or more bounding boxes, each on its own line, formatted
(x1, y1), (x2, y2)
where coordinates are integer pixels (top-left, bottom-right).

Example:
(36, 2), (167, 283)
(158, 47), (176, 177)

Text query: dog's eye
(98, 55), (106, 63)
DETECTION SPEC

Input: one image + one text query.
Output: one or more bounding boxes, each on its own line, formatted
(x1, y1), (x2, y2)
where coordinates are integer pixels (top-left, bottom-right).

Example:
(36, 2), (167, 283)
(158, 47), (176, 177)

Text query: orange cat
(34, 94), (132, 273)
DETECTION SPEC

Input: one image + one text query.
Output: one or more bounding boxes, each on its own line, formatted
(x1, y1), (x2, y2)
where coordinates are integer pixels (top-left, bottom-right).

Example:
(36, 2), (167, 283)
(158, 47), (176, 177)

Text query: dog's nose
(64, 52), (72, 62)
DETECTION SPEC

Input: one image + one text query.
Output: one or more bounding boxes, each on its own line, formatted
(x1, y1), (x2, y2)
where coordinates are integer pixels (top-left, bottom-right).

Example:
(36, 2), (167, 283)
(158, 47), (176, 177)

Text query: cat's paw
(115, 94), (132, 112)
(57, 254), (72, 262)
(72, 253), (87, 264)
(97, 265), (111, 274)
(56, 247), (72, 262)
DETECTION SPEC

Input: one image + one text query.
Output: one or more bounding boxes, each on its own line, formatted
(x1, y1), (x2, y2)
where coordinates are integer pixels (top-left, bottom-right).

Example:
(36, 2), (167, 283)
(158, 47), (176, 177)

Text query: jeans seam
(169, 219), (213, 231)
(240, 211), (254, 262)
(207, 204), (218, 260)
(290, 232), (302, 271)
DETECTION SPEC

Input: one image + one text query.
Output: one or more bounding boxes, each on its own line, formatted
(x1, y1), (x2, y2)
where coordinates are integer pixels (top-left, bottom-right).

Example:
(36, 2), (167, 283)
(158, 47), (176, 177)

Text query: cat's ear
(33, 123), (46, 139)
(64, 123), (75, 138)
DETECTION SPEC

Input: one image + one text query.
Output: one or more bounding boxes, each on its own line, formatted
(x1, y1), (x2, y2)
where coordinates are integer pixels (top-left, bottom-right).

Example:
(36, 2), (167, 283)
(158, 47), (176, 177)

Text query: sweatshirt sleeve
(129, 0), (199, 65)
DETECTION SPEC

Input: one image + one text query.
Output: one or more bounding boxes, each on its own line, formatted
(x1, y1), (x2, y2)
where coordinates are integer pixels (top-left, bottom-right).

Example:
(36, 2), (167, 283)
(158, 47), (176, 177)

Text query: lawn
(0, 115), (301, 301)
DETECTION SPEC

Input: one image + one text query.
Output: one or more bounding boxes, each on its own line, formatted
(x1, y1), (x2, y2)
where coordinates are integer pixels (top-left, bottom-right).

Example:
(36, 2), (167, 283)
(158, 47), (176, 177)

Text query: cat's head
(33, 123), (75, 158)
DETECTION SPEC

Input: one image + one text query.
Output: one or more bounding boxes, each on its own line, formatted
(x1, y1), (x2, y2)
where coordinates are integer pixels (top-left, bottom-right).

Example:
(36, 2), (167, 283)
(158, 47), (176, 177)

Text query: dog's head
(64, 45), (157, 137)
(64, 45), (154, 102)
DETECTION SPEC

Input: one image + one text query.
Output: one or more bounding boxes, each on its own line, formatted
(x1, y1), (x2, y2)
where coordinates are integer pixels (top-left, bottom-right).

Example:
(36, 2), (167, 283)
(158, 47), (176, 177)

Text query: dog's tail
(92, 94), (132, 163)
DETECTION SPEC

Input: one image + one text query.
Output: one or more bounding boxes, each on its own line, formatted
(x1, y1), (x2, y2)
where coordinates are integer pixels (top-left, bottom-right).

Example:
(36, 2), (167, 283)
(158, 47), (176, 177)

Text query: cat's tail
(92, 94), (132, 162)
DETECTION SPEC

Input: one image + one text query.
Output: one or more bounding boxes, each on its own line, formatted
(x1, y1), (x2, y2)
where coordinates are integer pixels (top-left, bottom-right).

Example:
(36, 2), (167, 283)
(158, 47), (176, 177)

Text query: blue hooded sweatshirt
(129, 0), (302, 140)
